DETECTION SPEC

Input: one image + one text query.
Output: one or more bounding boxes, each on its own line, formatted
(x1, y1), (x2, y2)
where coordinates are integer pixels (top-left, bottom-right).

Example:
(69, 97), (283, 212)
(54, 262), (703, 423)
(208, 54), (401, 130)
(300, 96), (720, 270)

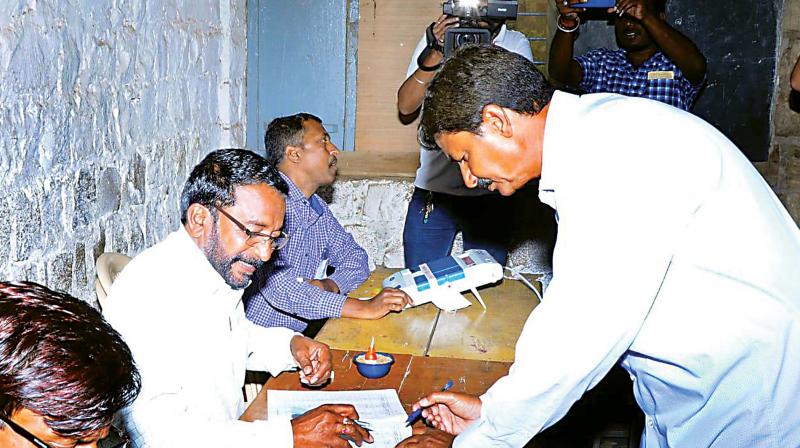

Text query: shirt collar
(539, 90), (580, 196)
(493, 24), (508, 44)
(617, 49), (667, 69)
(279, 172), (307, 203)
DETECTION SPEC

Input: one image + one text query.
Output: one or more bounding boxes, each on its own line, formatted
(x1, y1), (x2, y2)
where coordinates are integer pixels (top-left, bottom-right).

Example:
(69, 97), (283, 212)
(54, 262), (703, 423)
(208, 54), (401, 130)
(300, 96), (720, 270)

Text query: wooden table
(241, 349), (511, 422)
(315, 267), (541, 362)
(314, 267), (441, 356)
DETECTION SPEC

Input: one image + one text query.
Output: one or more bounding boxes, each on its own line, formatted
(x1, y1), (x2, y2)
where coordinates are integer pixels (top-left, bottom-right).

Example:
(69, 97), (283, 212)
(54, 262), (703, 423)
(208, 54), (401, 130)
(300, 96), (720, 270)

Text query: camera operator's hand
(613, 0), (656, 21)
(431, 14), (460, 55)
(397, 14), (460, 118)
(555, 0), (586, 20)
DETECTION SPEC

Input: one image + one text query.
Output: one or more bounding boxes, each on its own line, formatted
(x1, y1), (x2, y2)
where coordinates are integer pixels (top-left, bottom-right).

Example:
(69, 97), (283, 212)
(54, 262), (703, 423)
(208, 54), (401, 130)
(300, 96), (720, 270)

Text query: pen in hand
(405, 379), (454, 427)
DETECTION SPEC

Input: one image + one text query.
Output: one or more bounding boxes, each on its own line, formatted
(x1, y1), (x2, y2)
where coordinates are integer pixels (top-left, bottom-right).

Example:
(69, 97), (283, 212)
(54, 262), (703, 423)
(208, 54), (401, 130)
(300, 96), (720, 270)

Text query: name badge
(648, 70), (675, 80)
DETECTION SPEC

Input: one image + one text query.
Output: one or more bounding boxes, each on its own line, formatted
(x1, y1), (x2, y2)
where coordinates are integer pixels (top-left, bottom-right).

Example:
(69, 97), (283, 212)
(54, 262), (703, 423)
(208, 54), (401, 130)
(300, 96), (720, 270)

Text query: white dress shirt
(408, 24), (534, 196)
(455, 91), (800, 447)
(104, 228), (300, 448)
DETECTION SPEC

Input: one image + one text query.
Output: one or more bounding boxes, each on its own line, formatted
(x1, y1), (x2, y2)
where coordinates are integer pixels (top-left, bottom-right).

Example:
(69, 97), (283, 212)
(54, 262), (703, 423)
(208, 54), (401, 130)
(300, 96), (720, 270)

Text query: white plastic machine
(382, 249), (503, 311)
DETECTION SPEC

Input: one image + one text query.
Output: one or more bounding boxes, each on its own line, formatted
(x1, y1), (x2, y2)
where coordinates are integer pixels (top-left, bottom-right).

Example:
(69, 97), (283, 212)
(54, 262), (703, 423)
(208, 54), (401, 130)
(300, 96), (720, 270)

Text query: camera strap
(418, 22), (444, 72)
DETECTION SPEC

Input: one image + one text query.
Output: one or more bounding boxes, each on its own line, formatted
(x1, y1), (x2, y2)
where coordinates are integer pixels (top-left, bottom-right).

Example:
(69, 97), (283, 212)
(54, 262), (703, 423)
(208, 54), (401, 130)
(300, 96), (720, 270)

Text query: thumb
(294, 350), (313, 374)
(421, 391), (459, 408)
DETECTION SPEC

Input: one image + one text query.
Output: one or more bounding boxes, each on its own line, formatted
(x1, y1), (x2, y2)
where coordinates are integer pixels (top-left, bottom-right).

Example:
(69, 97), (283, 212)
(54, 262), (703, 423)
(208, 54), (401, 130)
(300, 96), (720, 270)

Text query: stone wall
(760, 0), (800, 223)
(0, 0), (247, 305)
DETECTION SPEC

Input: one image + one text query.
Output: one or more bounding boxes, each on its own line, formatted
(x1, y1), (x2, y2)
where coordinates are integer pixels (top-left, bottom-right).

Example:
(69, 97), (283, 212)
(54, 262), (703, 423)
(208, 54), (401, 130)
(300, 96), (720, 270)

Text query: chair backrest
(95, 252), (132, 309)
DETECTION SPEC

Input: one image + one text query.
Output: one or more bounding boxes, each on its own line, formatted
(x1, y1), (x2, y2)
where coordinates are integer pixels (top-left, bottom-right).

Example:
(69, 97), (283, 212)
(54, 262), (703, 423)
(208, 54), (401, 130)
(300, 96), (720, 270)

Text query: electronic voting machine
(382, 249), (503, 311)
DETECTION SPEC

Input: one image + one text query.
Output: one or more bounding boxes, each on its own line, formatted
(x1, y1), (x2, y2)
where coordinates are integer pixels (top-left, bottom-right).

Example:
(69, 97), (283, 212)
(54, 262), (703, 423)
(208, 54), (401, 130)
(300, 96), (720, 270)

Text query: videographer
(397, 2), (532, 268)
(549, 0), (706, 111)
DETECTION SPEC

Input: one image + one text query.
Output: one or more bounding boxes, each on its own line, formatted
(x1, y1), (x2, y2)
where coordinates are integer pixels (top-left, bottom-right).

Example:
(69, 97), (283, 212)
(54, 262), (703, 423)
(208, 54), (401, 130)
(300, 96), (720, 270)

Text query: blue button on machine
(426, 256), (465, 286)
(414, 274), (430, 292)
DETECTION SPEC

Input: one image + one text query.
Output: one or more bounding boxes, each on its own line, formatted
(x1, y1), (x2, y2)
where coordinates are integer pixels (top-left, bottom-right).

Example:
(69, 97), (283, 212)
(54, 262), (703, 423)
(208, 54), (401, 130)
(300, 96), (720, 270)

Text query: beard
(203, 223), (264, 290)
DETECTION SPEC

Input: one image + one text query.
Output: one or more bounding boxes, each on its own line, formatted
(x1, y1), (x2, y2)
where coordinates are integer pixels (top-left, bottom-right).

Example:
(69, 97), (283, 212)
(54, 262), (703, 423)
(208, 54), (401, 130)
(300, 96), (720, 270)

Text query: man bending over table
(398, 45), (800, 447)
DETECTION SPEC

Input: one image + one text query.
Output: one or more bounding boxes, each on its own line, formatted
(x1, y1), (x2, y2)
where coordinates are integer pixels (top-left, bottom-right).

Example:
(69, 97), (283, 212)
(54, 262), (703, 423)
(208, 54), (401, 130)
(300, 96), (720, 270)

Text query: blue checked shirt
(576, 48), (701, 111)
(243, 174), (370, 332)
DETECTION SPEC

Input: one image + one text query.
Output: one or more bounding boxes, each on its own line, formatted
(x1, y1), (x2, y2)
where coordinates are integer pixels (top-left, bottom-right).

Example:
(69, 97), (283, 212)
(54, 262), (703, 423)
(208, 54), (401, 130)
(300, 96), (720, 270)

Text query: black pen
(405, 379), (454, 426)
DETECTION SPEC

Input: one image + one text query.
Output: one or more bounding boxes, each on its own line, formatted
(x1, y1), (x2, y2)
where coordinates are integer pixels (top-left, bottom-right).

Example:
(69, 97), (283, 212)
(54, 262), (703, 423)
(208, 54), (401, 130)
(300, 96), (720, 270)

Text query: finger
(294, 348), (313, 376)
(327, 403), (360, 420)
(424, 391), (459, 406)
(411, 426), (428, 436)
(340, 423), (365, 446)
(312, 347), (333, 383)
(352, 423), (373, 444)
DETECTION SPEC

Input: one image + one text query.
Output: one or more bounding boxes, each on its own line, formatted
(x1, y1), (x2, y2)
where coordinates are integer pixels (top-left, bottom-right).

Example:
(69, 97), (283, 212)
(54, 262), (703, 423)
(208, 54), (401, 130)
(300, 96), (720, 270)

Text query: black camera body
(441, 0), (519, 58)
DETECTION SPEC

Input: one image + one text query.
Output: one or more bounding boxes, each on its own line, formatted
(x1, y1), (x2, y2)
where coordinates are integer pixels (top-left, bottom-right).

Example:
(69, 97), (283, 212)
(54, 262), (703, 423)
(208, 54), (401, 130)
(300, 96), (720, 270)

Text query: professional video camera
(441, 0), (518, 58)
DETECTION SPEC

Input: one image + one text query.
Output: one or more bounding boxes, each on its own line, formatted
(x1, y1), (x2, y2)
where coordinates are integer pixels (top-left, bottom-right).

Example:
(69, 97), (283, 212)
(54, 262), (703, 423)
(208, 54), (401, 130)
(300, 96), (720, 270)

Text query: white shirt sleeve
(245, 323), (299, 373)
(454, 138), (706, 446)
(128, 393), (294, 448)
(406, 35), (429, 78)
(500, 29), (533, 62)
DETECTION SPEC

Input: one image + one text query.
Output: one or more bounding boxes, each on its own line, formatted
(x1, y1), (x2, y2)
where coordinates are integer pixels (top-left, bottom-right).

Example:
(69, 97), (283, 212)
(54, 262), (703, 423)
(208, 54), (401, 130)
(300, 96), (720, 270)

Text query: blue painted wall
(247, 0), (356, 151)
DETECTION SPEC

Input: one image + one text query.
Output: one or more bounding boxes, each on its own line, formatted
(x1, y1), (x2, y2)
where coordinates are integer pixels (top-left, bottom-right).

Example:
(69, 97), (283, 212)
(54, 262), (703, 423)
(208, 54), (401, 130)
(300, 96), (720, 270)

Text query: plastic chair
(95, 252), (132, 309)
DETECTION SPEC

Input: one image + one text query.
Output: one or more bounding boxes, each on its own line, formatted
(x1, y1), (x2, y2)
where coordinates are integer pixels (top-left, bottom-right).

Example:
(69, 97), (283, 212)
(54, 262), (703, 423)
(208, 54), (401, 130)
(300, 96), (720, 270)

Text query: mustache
(233, 255), (264, 271)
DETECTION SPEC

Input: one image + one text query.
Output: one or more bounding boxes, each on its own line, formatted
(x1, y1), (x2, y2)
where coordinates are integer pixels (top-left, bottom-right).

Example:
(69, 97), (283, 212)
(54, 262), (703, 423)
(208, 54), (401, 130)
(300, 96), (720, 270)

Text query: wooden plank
(354, 0), (441, 153)
(426, 275), (541, 362)
(335, 151), (420, 180)
(242, 349), (511, 421)
(314, 267), (440, 356)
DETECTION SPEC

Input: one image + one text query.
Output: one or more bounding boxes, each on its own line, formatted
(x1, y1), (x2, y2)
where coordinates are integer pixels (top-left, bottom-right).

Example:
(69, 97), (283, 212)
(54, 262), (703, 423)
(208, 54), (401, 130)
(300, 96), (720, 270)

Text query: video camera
(441, 0), (518, 58)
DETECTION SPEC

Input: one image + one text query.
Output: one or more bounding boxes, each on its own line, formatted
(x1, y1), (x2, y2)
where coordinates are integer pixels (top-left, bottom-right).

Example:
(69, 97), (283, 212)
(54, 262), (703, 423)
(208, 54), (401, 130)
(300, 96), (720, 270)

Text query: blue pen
(405, 379), (454, 427)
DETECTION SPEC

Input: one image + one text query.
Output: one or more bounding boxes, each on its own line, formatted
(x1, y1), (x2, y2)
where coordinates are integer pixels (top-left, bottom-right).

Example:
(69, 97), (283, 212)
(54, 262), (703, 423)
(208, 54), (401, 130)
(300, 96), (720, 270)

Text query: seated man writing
(549, 0), (706, 111)
(0, 281), (141, 448)
(244, 113), (411, 333)
(104, 149), (371, 448)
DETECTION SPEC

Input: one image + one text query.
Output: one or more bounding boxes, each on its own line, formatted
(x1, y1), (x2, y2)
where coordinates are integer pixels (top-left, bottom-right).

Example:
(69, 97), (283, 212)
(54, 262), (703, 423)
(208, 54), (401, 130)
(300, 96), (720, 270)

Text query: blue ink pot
(353, 352), (395, 379)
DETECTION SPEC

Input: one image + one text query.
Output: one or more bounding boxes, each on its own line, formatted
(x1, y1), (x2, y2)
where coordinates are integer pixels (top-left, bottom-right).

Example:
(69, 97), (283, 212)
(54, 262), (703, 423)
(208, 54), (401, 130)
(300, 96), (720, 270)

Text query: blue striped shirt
(243, 174), (370, 332)
(576, 48), (701, 111)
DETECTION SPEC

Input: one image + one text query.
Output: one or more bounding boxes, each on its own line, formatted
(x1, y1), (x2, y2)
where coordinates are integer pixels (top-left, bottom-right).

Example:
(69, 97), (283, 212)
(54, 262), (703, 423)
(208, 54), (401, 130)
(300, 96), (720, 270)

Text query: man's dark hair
(180, 148), (289, 224)
(418, 44), (554, 150)
(0, 281), (140, 439)
(653, 0), (666, 14)
(263, 113), (323, 166)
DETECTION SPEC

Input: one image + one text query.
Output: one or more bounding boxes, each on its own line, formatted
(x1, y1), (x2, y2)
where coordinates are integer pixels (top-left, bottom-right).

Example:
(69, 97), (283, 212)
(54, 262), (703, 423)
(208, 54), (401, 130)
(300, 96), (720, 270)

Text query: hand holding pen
(406, 380), (453, 426)
(407, 382), (483, 435)
(291, 405), (373, 447)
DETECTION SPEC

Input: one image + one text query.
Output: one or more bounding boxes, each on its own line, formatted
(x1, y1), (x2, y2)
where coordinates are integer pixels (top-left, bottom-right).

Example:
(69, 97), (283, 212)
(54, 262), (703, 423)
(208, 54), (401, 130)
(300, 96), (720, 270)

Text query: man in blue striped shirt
(243, 113), (412, 333)
(549, 0), (706, 111)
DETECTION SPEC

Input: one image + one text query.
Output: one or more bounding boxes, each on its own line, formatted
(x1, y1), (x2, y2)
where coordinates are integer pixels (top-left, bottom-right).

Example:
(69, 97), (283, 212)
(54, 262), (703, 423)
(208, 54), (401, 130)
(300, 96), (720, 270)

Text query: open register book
(268, 389), (412, 447)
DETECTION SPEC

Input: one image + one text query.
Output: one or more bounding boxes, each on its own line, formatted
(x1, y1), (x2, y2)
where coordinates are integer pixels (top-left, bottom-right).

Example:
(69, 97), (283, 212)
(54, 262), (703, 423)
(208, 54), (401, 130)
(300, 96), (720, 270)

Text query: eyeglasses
(0, 415), (128, 448)
(214, 207), (290, 251)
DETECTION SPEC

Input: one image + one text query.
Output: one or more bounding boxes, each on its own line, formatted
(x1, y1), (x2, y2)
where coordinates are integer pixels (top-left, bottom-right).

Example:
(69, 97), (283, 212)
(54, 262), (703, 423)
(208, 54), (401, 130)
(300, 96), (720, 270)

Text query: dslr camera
(441, 0), (518, 58)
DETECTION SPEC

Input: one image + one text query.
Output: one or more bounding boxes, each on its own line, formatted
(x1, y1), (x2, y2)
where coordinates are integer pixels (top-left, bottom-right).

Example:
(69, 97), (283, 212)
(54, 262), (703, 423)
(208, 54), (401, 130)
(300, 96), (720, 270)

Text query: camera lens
(457, 33), (480, 46)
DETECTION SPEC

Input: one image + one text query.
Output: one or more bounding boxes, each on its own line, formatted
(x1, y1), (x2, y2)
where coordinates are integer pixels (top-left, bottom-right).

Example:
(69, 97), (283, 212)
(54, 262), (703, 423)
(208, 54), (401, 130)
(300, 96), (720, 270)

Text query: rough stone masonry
(0, 0), (247, 305)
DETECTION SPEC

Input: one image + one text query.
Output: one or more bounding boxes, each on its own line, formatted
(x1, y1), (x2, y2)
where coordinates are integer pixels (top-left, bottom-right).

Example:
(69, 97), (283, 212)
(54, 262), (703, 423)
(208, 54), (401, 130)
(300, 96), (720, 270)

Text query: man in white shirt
(397, 11), (533, 268)
(104, 149), (372, 448)
(398, 45), (800, 447)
